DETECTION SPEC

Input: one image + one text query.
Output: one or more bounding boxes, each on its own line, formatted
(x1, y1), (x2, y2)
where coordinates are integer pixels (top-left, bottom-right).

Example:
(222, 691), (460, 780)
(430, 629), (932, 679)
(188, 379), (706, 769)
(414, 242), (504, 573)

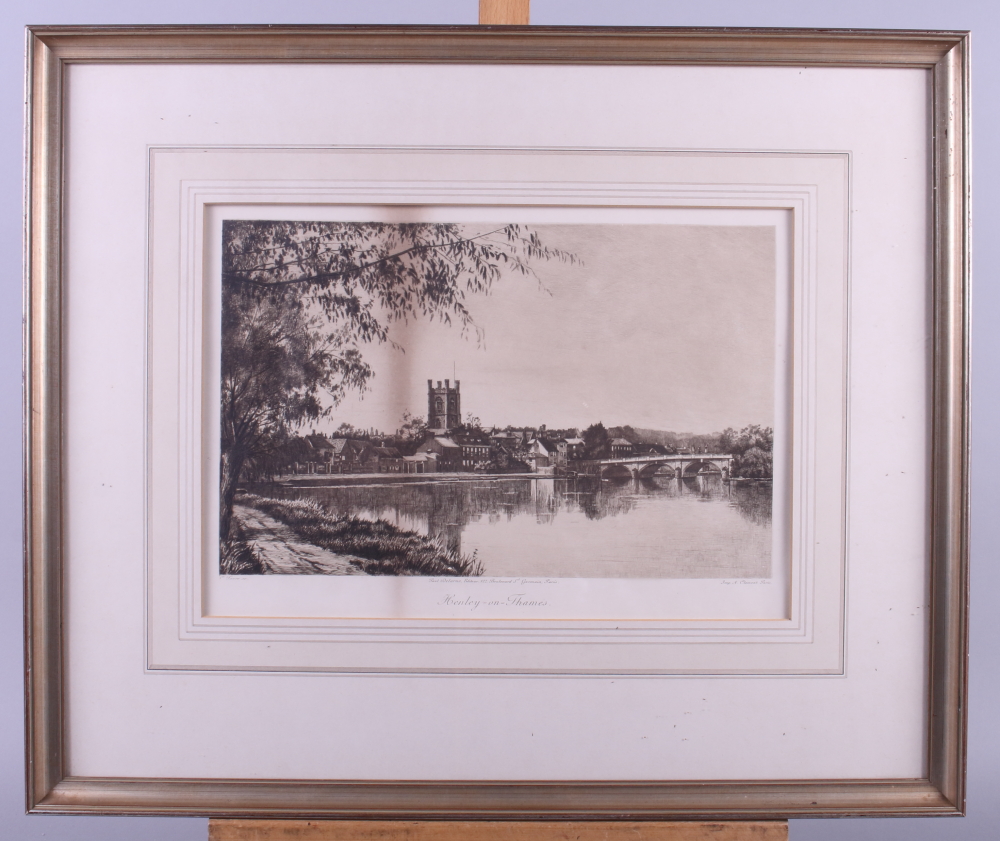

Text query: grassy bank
(220, 514), (267, 575)
(230, 492), (483, 577)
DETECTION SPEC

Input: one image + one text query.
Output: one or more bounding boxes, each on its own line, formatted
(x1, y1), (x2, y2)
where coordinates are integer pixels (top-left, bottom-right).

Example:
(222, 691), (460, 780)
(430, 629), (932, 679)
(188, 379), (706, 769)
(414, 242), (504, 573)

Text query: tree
(395, 410), (429, 455)
(398, 410), (427, 439)
(223, 220), (575, 342)
(736, 446), (772, 478)
(719, 424), (774, 478)
(686, 432), (722, 453)
(582, 422), (611, 459)
(219, 221), (576, 542)
(334, 421), (365, 438)
(219, 284), (369, 541)
(267, 434), (317, 476)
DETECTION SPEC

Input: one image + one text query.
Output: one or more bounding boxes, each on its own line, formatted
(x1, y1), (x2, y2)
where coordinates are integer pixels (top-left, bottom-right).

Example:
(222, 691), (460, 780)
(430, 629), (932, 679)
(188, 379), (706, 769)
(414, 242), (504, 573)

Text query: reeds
(220, 517), (266, 574)
(237, 492), (483, 576)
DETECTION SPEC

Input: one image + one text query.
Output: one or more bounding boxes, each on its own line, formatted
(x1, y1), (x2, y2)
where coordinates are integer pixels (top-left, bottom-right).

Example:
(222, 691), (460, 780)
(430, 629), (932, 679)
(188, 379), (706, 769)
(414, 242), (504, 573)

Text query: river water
(275, 473), (772, 579)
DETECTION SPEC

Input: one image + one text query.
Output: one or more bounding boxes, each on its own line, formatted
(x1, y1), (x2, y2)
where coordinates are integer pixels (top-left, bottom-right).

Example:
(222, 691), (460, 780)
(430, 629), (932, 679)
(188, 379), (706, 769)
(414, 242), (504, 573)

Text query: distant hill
(609, 425), (723, 451)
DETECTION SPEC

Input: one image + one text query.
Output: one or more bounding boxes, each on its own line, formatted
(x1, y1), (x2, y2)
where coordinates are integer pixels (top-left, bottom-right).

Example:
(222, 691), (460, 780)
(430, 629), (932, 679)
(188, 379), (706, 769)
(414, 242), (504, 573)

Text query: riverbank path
(233, 504), (366, 575)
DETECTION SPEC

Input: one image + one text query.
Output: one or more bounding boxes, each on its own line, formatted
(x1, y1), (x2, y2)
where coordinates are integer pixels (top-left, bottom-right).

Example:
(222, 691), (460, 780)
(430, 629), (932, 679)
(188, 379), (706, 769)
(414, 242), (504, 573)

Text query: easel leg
(479, 0), (531, 26)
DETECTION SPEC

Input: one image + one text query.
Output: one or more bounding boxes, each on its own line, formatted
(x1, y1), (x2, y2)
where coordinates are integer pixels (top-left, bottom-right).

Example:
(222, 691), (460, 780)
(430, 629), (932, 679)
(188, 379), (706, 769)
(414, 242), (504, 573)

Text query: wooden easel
(208, 820), (788, 841)
(209, 4), (786, 839)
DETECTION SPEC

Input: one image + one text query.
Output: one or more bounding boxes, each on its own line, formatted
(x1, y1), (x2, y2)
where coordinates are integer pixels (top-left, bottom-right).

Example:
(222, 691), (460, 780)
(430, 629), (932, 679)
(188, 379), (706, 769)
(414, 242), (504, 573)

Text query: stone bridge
(597, 453), (734, 480)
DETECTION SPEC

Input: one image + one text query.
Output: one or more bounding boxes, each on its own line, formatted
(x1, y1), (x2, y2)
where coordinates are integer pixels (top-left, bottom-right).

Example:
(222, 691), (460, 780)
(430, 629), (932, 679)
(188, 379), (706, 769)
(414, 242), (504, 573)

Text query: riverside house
(555, 437), (585, 462)
(610, 438), (634, 458)
(366, 445), (404, 473)
(296, 435), (373, 474)
(454, 428), (492, 471)
(525, 438), (552, 471)
(417, 436), (463, 471)
(402, 452), (437, 473)
(327, 438), (373, 472)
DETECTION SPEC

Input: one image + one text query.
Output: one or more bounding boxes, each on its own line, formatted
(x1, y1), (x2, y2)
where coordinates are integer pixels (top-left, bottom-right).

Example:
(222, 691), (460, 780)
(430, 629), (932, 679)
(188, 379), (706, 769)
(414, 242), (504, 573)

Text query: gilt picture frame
(25, 25), (969, 818)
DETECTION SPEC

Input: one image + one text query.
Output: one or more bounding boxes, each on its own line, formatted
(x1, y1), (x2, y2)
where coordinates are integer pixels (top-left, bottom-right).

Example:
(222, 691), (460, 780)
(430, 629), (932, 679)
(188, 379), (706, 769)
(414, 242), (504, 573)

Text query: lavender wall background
(2, 2), (994, 839)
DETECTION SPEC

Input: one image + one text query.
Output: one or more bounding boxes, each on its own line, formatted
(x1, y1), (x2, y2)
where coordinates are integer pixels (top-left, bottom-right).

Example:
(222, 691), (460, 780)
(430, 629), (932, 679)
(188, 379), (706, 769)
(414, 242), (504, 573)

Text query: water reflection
(268, 474), (772, 579)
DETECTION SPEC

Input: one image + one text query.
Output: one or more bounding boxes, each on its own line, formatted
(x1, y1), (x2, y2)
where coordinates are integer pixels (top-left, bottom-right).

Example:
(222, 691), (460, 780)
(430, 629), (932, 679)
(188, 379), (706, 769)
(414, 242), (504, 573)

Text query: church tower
(427, 379), (461, 431)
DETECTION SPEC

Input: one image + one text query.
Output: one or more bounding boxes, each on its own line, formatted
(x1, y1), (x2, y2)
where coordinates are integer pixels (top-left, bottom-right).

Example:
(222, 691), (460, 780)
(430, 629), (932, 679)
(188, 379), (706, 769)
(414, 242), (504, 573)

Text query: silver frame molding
(24, 25), (970, 818)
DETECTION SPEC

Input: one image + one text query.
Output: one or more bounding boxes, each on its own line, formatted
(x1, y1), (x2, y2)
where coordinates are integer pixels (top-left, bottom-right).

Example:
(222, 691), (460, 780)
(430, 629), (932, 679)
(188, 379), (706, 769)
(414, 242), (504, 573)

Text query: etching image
(218, 220), (776, 579)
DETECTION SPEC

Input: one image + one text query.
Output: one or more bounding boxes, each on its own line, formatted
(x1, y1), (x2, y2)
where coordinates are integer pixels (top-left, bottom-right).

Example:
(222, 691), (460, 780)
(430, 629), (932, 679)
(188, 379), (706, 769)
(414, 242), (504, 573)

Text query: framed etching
(25, 26), (969, 817)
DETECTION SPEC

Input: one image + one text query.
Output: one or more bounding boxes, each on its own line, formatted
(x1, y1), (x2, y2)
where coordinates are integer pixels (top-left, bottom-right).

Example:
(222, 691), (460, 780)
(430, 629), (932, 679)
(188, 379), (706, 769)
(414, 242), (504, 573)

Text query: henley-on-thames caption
(219, 220), (775, 580)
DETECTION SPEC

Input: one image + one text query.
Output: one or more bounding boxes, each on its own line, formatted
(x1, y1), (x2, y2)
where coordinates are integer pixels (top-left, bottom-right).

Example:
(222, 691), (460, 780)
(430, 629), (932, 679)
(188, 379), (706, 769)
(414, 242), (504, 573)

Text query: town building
(453, 428), (492, 471)
(402, 453), (436, 473)
(294, 435), (372, 473)
(417, 435), (462, 471)
(610, 438), (634, 458)
(556, 437), (585, 462)
(304, 435), (337, 471)
(491, 430), (520, 447)
(633, 442), (672, 456)
(525, 438), (551, 472)
(366, 445), (404, 473)
(328, 438), (372, 472)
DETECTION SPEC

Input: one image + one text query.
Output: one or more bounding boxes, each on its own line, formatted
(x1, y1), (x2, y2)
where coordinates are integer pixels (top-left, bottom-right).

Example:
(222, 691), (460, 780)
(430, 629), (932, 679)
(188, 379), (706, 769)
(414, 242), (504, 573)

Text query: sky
(316, 222), (777, 436)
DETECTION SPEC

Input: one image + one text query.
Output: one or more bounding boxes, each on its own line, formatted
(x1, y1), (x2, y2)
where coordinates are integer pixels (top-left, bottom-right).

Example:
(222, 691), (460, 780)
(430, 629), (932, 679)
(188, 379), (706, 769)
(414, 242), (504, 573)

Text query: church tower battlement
(428, 379), (461, 431)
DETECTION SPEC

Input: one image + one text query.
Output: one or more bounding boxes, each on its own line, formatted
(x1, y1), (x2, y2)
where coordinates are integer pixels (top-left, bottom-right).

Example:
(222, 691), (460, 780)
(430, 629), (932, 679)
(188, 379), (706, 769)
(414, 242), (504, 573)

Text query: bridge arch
(635, 462), (675, 479)
(599, 463), (633, 479)
(682, 459), (728, 478)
